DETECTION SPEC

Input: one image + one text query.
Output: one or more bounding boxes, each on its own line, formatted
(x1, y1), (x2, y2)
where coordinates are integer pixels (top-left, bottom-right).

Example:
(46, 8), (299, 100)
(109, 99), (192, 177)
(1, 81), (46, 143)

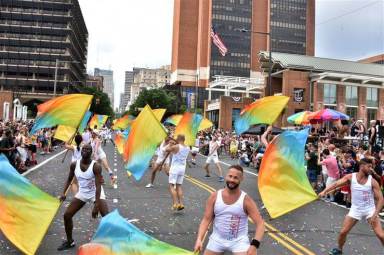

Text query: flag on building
(210, 26), (228, 56)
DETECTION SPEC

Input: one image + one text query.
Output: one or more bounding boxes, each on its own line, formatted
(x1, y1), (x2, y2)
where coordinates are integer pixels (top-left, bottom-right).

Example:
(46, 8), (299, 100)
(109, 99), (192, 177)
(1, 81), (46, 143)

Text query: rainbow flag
(90, 114), (109, 130)
(115, 129), (130, 154)
(112, 115), (135, 130)
(152, 108), (166, 122)
(123, 105), (167, 181)
(30, 94), (93, 134)
(258, 129), (317, 218)
(0, 155), (60, 255)
(234, 95), (289, 135)
(165, 114), (212, 131)
(54, 111), (92, 142)
(78, 210), (193, 255)
(174, 112), (203, 146)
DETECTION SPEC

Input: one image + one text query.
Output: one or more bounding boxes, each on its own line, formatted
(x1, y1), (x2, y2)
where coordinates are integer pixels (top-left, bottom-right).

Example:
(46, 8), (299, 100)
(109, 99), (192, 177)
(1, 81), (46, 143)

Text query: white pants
(206, 236), (250, 253)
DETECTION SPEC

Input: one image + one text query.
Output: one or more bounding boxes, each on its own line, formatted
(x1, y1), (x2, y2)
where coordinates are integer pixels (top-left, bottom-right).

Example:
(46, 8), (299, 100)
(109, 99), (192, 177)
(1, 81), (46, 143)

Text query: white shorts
(348, 207), (375, 221)
(191, 147), (199, 153)
(326, 176), (337, 187)
(75, 187), (106, 203)
(169, 173), (184, 185)
(206, 155), (219, 164)
(155, 157), (170, 165)
(95, 152), (107, 161)
(206, 236), (250, 253)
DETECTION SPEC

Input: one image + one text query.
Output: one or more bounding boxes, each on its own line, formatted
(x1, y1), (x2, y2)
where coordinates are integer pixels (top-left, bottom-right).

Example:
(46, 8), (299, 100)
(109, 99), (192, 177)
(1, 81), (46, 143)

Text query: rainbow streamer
(78, 210), (193, 255)
(123, 105), (167, 181)
(164, 114), (182, 126)
(0, 155), (60, 255)
(174, 112), (203, 146)
(165, 114), (212, 131)
(90, 114), (109, 130)
(115, 129), (130, 154)
(234, 95), (289, 135)
(152, 108), (166, 122)
(258, 129), (317, 218)
(30, 94), (93, 134)
(112, 115), (135, 130)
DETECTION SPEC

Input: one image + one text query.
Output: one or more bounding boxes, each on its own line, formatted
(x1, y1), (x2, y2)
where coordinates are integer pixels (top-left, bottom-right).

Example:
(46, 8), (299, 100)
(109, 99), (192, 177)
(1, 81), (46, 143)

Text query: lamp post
(53, 59), (81, 97)
(237, 26), (272, 96)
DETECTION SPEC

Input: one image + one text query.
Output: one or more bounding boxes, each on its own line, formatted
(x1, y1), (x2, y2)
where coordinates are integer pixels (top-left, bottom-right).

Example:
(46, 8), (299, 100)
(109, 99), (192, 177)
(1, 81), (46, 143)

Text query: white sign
(207, 102), (220, 111)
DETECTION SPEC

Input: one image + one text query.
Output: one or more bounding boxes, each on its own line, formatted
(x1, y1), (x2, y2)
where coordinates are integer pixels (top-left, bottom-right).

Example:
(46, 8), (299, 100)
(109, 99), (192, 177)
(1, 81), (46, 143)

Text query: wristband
(250, 239), (260, 249)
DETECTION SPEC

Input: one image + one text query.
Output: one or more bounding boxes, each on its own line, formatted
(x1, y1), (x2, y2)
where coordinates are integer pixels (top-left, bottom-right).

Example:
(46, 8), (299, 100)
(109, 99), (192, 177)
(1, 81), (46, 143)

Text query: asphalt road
(0, 142), (383, 255)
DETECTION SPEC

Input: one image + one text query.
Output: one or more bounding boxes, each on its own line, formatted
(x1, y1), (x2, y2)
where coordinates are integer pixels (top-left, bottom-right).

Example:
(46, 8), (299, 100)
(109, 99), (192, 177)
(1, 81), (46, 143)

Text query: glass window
(346, 107), (357, 120)
(366, 87), (378, 108)
(323, 84), (337, 105)
(367, 108), (377, 124)
(232, 108), (241, 128)
(345, 86), (358, 106)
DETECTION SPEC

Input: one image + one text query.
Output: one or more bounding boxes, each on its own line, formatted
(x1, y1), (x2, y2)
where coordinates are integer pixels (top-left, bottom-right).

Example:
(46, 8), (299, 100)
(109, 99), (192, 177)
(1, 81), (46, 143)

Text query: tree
(128, 88), (176, 116)
(78, 86), (114, 117)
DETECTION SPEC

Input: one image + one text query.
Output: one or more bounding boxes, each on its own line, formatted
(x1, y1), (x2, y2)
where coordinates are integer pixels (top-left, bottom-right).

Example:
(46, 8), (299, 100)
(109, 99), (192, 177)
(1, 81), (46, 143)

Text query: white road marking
(113, 199), (118, 203)
(23, 150), (67, 176)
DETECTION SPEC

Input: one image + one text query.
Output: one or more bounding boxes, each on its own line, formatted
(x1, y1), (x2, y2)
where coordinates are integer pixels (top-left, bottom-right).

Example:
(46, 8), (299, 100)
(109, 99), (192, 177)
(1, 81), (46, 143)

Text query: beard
(226, 181), (239, 190)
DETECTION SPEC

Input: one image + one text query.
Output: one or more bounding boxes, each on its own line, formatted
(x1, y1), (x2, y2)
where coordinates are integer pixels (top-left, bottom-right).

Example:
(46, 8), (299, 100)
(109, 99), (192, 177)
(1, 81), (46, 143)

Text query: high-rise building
(94, 68), (114, 107)
(122, 71), (134, 110)
(171, 0), (315, 105)
(0, 0), (88, 96)
(86, 75), (103, 91)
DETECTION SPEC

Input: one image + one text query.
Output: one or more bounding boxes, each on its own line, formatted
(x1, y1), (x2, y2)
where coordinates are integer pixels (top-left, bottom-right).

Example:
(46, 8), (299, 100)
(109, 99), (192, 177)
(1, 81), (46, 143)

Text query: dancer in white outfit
(194, 165), (265, 255)
(64, 134), (83, 194)
(319, 158), (384, 255)
(146, 138), (171, 188)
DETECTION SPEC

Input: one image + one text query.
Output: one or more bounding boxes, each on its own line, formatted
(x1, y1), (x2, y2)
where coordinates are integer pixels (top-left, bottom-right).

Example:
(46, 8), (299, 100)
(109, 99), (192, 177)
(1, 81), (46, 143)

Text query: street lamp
(236, 27), (272, 96)
(53, 59), (81, 97)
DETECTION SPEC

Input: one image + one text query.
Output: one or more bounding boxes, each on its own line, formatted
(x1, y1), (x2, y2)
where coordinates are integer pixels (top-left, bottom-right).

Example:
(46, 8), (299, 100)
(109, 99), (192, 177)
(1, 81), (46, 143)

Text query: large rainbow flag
(123, 105), (167, 181)
(234, 95), (289, 135)
(54, 111), (92, 142)
(152, 108), (166, 122)
(90, 114), (109, 130)
(30, 94), (93, 134)
(174, 112), (203, 146)
(0, 155), (60, 255)
(115, 129), (130, 154)
(78, 210), (193, 255)
(112, 115), (135, 130)
(258, 129), (317, 218)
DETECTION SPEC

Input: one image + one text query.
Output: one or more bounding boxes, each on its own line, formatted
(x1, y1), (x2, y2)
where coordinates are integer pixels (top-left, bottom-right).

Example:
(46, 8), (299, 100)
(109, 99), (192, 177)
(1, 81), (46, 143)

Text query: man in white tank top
(319, 158), (384, 255)
(194, 165), (265, 255)
(166, 134), (190, 211)
(57, 144), (109, 251)
(145, 137), (171, 188)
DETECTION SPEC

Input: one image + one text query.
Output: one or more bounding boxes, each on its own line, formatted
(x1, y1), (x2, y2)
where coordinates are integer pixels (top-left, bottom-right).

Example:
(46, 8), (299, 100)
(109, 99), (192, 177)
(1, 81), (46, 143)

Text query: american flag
(210, 27), (228, 57)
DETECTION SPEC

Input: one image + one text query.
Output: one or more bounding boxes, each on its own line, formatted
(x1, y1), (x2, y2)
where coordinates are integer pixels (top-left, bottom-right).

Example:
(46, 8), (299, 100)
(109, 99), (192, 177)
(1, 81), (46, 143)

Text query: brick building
(171, 0), (315, 108)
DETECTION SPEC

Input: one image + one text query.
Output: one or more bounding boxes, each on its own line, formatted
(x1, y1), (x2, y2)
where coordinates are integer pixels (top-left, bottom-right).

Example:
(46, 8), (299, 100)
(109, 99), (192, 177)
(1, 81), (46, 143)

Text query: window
(346, 107), (357, 120)
(367, 109), (377, 124)
(345, 86), (358, 106)
(366, 87), (378, 108)
(323, 84), (337, 105)
(232, 108), (241, 128)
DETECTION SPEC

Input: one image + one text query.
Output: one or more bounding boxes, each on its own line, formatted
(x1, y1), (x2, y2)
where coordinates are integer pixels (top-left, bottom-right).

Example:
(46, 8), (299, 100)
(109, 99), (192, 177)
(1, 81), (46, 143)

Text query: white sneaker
(145, 183), (153, 188)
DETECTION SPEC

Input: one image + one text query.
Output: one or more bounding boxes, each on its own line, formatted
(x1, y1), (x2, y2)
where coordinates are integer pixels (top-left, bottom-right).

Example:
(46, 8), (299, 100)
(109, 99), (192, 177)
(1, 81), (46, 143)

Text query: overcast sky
(78, 0), (384, 109)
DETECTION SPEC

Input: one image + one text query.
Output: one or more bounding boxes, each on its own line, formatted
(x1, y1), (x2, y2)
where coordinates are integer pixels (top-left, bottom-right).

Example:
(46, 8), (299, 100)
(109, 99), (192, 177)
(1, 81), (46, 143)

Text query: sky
(78, 0), (384, 109)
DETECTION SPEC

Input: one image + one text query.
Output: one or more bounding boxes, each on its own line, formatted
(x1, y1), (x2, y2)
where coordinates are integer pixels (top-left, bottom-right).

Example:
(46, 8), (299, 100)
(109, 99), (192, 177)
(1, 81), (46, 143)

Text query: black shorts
(28, 145), (37, 153)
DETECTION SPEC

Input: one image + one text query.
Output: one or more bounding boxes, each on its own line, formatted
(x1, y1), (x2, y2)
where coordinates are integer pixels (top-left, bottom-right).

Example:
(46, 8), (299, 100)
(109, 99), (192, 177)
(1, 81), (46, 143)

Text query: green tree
(78, 86), (114, 117)
(128, 88), (176, 116)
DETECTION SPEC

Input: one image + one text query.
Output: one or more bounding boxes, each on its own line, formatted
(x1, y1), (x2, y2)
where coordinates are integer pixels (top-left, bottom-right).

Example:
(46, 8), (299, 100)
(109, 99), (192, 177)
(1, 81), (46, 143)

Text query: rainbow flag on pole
(78, 210), (193, 255)
(258, 129), (317, 218)
(0, 155), (60, 255)
(89, 114), (109, 130)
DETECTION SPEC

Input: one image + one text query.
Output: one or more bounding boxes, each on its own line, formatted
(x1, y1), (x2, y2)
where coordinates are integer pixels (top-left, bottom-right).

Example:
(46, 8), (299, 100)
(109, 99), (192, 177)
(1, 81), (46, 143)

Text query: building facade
(86, 75), (103, 91)
(171, 0), (315, 107)
(359, 54), (384, 65)
(94, 68), (114, 107)
(121, 71), (134, 111)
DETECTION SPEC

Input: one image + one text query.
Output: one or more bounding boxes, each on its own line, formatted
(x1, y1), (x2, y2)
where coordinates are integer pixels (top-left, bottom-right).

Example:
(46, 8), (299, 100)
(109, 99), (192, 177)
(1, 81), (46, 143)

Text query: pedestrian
(194, 165), (265, 255)
(318, 148), (340, 202)
(165, 134), (190, 211)
(58, 144), (109, 251)
(319, 158), (384, 254)
(203, 136), (224, 182)
(146, 137), (171, 188)
(64, 134), (84, 194)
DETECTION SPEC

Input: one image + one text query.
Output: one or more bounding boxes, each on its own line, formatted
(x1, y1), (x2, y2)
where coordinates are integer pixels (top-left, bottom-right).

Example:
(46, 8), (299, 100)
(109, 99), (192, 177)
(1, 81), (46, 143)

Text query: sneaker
(57, 240), (75, 251)
(379, 212), (384, 217)
(328, 248), (342, 255)
(204, 174), (211, 178)
(218, 176), (224, 182)
(177, 204), (185, 211)
(145, 183), (154, 188)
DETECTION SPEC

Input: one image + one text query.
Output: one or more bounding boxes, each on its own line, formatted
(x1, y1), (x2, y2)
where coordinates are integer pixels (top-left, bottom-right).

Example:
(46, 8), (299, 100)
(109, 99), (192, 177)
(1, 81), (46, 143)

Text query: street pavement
(0, 142), (383, 255)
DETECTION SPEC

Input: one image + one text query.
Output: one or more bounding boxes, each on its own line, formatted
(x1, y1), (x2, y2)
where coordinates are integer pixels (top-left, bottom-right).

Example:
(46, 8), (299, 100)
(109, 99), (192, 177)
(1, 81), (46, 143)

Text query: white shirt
(351, 173), (375, 213)
(170, 144), (190, 175)
(75, 160), (97, 200)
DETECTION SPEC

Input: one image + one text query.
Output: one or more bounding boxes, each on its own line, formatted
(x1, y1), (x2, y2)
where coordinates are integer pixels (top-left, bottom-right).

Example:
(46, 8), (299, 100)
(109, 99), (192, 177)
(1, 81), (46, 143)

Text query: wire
(316, 0), (382, 26)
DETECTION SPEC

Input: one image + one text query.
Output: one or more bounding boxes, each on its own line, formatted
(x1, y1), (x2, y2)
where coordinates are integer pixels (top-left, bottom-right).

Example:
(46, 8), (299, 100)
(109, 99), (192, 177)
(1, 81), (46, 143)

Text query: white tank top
(75, 160), (97, 199)
(157, 141), (168, 161)
(170, 144), (190, 175)
(71, 145), (82, 162)
(351, 173), (375, 212)
(91, 139), (105, 157)
(212, 189), (248, 241)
